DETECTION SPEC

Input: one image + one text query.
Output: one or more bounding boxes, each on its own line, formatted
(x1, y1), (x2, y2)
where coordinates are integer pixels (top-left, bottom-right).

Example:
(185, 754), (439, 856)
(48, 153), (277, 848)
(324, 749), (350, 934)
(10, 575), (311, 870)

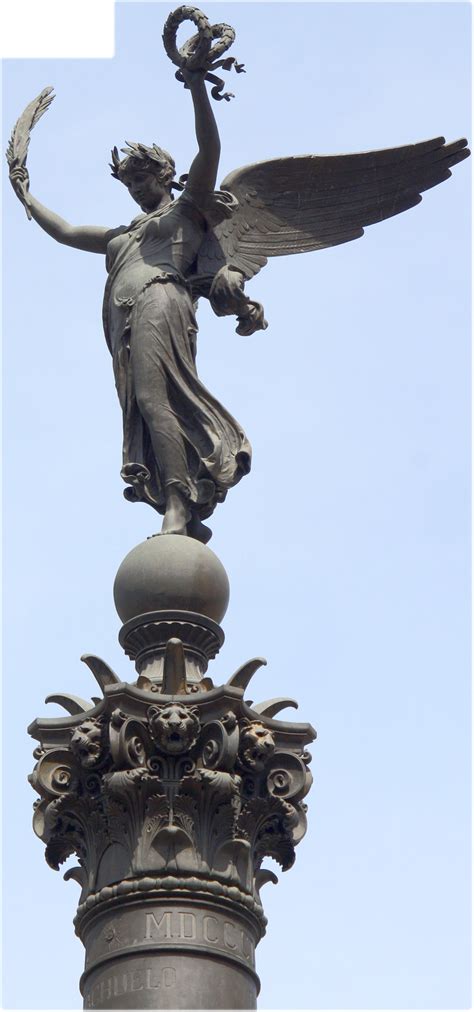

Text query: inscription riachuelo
(84, 966), (176, 1009)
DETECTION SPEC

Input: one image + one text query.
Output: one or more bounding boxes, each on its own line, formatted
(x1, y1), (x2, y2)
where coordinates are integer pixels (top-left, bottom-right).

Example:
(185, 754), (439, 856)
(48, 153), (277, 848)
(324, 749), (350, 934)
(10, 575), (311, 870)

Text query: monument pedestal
(28, 536), (315, 1010)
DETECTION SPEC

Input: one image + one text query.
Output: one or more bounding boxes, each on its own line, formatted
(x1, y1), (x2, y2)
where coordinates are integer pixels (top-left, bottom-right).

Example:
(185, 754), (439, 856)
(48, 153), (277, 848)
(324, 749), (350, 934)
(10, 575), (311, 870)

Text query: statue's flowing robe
(103, 190), (251, 518)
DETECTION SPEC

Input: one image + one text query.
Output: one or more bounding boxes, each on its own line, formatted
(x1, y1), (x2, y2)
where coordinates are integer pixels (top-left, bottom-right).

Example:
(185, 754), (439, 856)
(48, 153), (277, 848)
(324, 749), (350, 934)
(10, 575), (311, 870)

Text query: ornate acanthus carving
(28, 656), (315, 934)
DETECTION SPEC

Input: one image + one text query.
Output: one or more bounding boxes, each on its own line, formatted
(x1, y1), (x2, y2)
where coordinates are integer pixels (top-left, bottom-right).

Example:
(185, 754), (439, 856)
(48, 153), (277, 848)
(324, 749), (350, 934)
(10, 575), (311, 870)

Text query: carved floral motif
(28, 658), (315, 933)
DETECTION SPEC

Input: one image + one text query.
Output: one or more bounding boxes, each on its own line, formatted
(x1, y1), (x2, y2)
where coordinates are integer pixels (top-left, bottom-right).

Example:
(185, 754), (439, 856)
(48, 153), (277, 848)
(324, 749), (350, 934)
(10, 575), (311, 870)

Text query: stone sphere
(113, 534), (230, 625)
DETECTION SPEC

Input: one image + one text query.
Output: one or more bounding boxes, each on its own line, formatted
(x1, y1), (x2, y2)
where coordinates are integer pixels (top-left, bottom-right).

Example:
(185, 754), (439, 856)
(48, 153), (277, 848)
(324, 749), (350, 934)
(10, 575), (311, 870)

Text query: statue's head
(110, 142), (178, 211)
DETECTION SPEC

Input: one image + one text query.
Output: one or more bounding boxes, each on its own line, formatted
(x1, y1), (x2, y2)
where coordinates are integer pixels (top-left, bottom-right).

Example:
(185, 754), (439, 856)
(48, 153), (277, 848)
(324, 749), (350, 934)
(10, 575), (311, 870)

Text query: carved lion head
(70, 719), (103, 768)
(147, 702), (200, 754)
(240, 721), (275, 770)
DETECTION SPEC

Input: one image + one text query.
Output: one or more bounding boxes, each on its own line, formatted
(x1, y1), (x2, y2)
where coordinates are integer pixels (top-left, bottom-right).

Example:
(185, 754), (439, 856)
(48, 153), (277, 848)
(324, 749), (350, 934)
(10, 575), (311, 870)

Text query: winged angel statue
(7, 6), (469, 543)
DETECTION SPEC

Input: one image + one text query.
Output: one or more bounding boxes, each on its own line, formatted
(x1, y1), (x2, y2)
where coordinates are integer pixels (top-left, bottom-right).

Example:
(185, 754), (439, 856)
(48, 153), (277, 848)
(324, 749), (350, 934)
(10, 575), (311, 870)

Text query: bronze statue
(7, 5), (470, 543)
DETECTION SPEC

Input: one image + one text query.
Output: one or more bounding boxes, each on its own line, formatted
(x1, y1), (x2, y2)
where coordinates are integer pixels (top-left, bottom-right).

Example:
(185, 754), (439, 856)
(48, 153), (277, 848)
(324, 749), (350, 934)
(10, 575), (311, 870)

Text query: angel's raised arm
(182, 67), (220, 194)
(24, 190), (122, 254)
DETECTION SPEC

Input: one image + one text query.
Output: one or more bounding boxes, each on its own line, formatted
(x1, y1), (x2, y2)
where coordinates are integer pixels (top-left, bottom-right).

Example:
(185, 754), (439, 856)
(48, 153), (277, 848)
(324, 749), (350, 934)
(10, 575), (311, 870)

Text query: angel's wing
(197, 137), (469, 280)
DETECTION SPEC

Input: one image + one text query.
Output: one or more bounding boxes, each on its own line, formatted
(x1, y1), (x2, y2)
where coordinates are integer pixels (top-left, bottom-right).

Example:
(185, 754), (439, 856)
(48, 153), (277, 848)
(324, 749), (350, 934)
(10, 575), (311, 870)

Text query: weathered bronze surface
(29, 536), (314, 1010)
(12, 4), (469, 1009)
(7, 5), (469, 543)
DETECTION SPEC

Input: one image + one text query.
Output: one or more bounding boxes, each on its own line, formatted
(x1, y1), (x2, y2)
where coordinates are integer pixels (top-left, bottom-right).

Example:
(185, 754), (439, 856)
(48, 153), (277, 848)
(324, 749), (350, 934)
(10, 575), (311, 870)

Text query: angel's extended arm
(8, 88), (121, 253)
(18, 180), (120, 254)
(183, 68), (220, 193)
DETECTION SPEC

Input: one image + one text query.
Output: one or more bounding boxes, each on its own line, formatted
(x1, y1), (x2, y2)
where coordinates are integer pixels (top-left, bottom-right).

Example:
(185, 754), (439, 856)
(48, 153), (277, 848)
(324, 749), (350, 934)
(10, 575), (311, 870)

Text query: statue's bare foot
(187, 512), (213, 544)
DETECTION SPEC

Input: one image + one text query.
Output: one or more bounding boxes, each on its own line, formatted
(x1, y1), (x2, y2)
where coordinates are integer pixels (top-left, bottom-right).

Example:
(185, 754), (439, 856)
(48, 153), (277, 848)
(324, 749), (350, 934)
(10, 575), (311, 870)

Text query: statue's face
(126, 168), (168, 212)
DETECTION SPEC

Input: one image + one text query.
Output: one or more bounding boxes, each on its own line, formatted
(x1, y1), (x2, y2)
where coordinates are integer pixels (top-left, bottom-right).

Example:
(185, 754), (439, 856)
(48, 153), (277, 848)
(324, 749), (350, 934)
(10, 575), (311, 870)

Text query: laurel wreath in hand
(163, 6), (245, 102)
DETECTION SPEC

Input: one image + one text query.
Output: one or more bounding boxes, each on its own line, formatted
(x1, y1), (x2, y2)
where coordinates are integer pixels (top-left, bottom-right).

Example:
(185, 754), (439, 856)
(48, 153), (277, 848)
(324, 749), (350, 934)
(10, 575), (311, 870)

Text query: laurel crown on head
(110, 142), (182, 190)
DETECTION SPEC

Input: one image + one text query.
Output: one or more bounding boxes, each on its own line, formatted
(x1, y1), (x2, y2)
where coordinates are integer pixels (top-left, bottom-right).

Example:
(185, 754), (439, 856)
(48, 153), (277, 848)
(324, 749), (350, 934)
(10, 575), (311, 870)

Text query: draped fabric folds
(102, 189), (251, 518)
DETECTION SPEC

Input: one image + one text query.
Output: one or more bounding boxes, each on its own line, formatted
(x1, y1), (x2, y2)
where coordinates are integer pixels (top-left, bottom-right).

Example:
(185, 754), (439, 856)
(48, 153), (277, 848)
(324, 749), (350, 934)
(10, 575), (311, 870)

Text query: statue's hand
(236, 301), (268, 337)
(9, 163), (31, 205)
(179, 65), (208, 89)
(209, 266), (268, 336)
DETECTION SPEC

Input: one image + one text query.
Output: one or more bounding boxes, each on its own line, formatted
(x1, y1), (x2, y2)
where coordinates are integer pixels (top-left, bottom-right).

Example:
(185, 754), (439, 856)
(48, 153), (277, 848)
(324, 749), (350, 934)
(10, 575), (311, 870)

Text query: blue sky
(2, 3), (471, 1009)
